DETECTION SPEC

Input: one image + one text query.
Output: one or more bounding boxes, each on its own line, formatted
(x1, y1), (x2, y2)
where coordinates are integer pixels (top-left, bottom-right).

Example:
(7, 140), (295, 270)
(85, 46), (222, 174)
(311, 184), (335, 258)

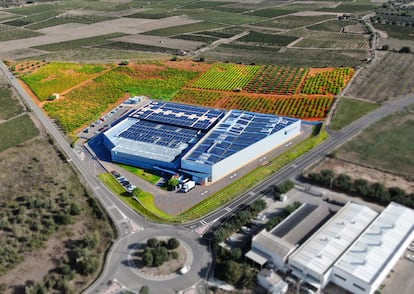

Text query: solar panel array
(186, 110), (298, 165)
(119, 120), (199, 148)
(131, 101), (224, 130)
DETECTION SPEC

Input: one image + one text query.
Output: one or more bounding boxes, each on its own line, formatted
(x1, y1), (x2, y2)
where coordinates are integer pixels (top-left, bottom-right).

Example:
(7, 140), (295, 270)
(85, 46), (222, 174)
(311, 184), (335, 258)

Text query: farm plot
(0, 25), (42, 41)
(294, 36), (369, 50)
(345, 52), (414, 102)
(142, 21), (222, 37)
(302, 67), (355, 95)
(237, 31), (298, 46)
(26, 15), (115, 30)
(172, 89), (334, 120)
(41, 64), (199, 134)
(0, 114), (39, 152)
(259, 15), (335, 30)
(307, 20), (357, 32)
(189, 10), (265, 25)
(244, 65), (309, 95)
(189, 63), (260, 91)
(21, 62), (109, 101)
(3, 10), (61, 27)
(0, 86), (24, 120)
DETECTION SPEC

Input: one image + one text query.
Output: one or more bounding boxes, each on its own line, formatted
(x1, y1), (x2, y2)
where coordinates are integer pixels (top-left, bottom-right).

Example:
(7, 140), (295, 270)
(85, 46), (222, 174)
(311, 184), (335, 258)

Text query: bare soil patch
(313, 158), (414, 193)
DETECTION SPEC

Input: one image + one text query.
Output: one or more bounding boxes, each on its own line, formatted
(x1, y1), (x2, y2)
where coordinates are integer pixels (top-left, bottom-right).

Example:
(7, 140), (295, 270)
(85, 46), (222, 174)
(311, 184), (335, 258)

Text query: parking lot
(382, 246), (414, 294)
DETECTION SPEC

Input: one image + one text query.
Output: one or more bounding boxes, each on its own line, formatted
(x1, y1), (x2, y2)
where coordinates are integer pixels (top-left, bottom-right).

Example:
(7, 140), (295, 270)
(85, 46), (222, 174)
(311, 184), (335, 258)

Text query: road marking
(200, 220), (207, 225)
(224, 207), (231, 212)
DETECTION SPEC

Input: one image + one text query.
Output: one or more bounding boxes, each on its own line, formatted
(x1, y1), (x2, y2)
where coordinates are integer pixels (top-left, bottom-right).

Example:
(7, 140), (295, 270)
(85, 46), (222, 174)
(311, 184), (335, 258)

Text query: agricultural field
(259, 15), (335, 30)
(237, 31), (298, 47)
(372, 23), (414, 41)
(20, 62), (110, 101)
(40, 62), (200, 134)
(329, 97), (379, 130)
(344, 52), (414, 102)
(26, 14), (115, 30)
(189, 10), (265, 25)
(244, 65), (309, 95)
(0, 86), (24, 120)
(189, 63), (260, 91)
(0, 25), (42, 41)
(173, 89), (334, 120)
(142, 22), (223, 37)
(301, 67), (355, 95)
(32, 33), (127, 52)
(307, 20), (360, 33)
(336, 109), (414, 176)
(0, 114), (39, 152)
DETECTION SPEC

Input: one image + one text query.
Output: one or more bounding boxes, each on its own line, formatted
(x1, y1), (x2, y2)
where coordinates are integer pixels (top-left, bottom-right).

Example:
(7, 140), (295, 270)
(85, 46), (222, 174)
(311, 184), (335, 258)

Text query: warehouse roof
(288, 202), (378, 276)
(335, 202), (414, 284)
(185, 110), (300, 165)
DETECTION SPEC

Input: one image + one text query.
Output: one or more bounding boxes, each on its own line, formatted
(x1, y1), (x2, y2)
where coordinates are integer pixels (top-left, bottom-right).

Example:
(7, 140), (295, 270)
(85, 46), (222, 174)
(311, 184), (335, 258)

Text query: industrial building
(332, 202), (414, 294)
(246, 201), (414, 294)
(246, 203), (333, 271)
(103, 100), (301, 184)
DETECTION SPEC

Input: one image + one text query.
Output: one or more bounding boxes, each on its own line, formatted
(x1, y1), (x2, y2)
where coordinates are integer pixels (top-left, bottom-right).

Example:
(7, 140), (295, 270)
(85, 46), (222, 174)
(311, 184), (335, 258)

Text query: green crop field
(246, 8), (297, 18)
(125, 8), (180, 19)
(329, 97), (379, 130)
(0, 86), (24, 120)
(3, 10), (61, 27)
(238, 31), (298, 46)
(142, 21), (222, 36)
(0, 26), (42, 41)
(320, 1), (379, 14)
(190, 10), (265, 25)
(96, 42), (178, 54)
(307, 20), (357, 32)
(337, 110), (414, 176)
(32, 33), (127, 52)
(42, 65), (198, 134)
(21, 62), (108, 101)
(190, 63), (260, 91)
(26, 15), (114, 30)
(259, 15), (335, 30)
(0, 114), (39, 152)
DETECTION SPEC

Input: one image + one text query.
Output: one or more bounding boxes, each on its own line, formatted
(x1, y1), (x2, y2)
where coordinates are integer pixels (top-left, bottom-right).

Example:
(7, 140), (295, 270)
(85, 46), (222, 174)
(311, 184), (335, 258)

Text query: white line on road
(224, 207), (231, 212)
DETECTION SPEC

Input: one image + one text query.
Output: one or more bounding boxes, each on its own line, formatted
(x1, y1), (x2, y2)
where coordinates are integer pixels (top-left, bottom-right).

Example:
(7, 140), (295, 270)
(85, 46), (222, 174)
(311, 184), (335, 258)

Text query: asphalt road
(1, 60), (413, 293)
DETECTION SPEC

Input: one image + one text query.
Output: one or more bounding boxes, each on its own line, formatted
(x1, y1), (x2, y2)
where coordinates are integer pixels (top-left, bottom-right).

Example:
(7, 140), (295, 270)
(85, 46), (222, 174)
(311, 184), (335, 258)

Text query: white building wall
(332, 227), (414, 294)
(183, 120), (301, 183)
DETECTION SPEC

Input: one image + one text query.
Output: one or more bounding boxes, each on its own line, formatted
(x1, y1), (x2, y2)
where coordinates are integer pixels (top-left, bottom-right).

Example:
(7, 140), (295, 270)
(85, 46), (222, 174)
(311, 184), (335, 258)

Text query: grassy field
(337, 110), (414, 176)
(237, 31), (298, 46)
(0, 114), (39, 152)
(0, 86), (24, 120)
(32, 33), (127, 52)
(329, 97), (379, 130)
(118, 163), (161, 184)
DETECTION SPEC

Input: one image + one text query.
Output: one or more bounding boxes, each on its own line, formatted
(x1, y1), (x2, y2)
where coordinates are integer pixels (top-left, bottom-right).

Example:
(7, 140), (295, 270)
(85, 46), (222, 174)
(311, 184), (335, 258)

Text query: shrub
(147, 238), (159, 248)
(167, 238), (180, 250)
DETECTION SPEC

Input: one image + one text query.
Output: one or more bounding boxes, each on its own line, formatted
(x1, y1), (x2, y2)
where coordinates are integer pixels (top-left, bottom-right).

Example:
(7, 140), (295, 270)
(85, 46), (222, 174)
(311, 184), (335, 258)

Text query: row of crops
(173, 89), (334, 120)
(301, 67), (355, 95)
(190, 63), (260, 91)
(188, 63), (354, 96)
(244, 65), (309, 95)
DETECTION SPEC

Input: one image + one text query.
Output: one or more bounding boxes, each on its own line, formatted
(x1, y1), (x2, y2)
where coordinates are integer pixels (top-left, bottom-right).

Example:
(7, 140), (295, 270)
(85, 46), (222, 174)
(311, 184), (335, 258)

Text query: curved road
(1, 60), (413, 293)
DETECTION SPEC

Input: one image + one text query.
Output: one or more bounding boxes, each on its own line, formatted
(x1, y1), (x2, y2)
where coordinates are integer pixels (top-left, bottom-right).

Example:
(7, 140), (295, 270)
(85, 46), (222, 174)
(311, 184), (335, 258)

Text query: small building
(246, 203), (333, 271)
(257, 269), (288, 294)
(332, 202), (414, 294)
(287, 202), (378, 291)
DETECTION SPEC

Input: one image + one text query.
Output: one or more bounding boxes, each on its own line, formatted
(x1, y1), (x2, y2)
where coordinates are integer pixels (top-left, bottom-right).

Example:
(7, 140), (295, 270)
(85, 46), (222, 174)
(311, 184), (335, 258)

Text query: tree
(147, 238), (159, 248)
(152, 246), (169, 266)
(399, 46), (411, 53)
(84, 232), (100, 249)
(77, 255), (99, 275)
(333, 174), (352, 192)
(139, 285), (150, 294)
(213, 226), (229, 243)
(369, 182), (390, 202)
(167, 177), (180, 191)
(217, 260), (242, 285)
(354, 178), (370, 197)
(229, 248), (242, 260)
(143, 248), (153, 267)
(167, 238), (180, 250)
(275, 180), (295, 197)
(239, 264), (257, 288)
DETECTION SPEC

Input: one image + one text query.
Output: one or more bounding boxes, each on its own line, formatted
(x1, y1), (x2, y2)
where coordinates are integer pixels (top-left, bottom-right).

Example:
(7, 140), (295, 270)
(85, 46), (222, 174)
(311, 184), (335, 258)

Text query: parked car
(406, 254), (414, 262)
(126, 184), (136, 193)
(111, 170), (121, 178)
(407, 246), (414, 252)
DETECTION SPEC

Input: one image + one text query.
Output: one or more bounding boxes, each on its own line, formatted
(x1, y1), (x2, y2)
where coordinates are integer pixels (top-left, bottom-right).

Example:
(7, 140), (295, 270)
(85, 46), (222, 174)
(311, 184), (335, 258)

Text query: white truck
(181, 180), (196, 193)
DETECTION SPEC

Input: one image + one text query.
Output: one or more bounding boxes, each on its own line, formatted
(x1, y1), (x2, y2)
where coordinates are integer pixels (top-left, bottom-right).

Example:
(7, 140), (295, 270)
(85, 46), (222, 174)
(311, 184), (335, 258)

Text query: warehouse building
(332, 202), (414, 294)
(287, 202), (378, 290)
(104, 101), (301, 184)
(181, 110), (301, 183)
(246, 203), (333, 271)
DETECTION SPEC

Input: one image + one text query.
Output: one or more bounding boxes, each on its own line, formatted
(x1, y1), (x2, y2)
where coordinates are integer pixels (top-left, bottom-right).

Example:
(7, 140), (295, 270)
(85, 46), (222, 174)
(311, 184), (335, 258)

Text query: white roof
(335, 202), (414, 284)
(288, 202), (378, 276)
